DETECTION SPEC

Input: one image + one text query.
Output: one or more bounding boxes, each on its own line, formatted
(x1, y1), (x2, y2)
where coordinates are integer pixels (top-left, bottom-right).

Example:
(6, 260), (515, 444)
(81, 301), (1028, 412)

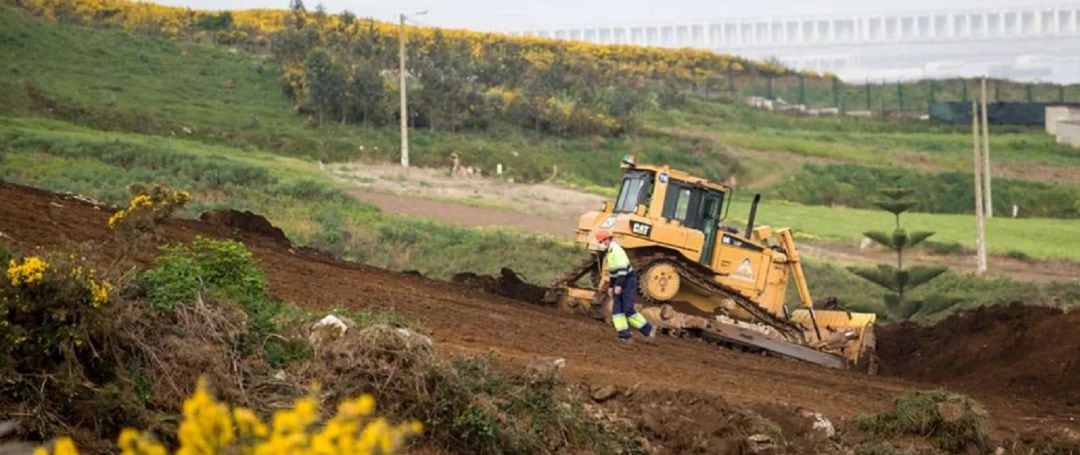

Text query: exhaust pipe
(745, 193), (761, 240)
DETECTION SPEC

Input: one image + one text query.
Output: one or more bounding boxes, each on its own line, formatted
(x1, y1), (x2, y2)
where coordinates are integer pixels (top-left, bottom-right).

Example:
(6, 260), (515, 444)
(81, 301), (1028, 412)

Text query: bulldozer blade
(641, 305), (848, 369)
(695, 322), (848, 370)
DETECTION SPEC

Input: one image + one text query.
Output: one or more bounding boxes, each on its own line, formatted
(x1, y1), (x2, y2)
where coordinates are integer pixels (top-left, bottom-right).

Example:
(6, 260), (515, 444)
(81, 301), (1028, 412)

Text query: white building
(514, 5), (1080, 84)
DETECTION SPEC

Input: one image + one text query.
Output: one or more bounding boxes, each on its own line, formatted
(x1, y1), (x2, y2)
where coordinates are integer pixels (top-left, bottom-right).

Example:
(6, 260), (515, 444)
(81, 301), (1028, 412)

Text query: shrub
(108, 183), (191, 237)
(1, 253), (115, 378)
(273, 178), (347, 201)
(138, 237), (305, 366)
(427, 355), (630, 454)
(922, 241), (968, 256)
(854, 390), (989, 453)
(1005, 250), (1032, 261)
(31, 379), (421, 455)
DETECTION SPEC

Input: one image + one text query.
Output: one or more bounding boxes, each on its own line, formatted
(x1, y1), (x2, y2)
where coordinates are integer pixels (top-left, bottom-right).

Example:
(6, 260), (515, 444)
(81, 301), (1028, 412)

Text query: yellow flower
(108, 209), (127, 229)
(129, 194), (153, 209)
(7, 256), (48, 287)
(32, 437), (78, 455)
(39, 381), (421, 455)
(118, 428), (168, 455)
(177, 381), (235, 455)
(89, 279), (113, 308)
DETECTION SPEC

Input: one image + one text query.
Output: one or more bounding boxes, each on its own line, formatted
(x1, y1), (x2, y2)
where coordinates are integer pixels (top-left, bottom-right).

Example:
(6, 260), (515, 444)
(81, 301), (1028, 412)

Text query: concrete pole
(981, 77), (993, 218)
(972, 101), (988, 274)
(398, 14), (409, 168)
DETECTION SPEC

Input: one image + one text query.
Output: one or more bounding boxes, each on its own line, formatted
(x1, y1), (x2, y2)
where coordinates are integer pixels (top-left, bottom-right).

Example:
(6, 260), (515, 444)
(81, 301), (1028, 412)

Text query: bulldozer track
(633, 252), (806, 343)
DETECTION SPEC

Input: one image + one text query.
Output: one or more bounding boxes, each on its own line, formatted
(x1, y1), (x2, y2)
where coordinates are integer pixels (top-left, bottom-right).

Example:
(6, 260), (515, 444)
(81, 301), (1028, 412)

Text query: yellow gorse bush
(7, 256), (48, 287)
(34, 381), (422, 455)
(32, 437), (78, 455)
(109, 185), (191, 232)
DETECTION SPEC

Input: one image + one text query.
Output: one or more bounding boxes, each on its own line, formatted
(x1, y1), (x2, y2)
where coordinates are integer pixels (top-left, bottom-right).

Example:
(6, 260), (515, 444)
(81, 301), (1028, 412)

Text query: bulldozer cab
(609, 164), (730, 268)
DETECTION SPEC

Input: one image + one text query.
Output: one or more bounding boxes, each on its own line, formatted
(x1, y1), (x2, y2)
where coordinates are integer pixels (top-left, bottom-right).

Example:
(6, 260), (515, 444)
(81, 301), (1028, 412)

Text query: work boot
(645, 327), (658, 345)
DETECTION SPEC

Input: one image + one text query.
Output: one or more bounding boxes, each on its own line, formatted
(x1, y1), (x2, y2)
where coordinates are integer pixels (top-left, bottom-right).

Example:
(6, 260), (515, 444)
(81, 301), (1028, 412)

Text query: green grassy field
(725, 197), (1079, 260)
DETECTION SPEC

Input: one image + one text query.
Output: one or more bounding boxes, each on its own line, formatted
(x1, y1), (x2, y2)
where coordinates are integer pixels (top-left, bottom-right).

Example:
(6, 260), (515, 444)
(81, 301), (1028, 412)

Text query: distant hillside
(3, 0), (1080, 219)
(7, 0), (804, 137)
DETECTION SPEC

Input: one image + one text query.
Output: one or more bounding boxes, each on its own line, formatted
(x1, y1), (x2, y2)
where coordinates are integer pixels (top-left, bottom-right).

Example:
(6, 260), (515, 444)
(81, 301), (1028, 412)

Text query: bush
(1, 253), (114, 377)
(32, 379), (421, 455)
(307, 325), (638, 454)
(1005, 250), (1032, 261)
(108, 183), (190, 237)
(273, 178), (347, 201)
(922, 241), (969, 256)
(854, 390), (989, 454)
(138, 237), (305, 366)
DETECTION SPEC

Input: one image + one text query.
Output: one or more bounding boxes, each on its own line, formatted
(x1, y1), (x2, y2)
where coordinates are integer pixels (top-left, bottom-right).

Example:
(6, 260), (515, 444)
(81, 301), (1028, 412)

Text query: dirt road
(1, 181), (1076, 442)
(351, 191), (576, 237)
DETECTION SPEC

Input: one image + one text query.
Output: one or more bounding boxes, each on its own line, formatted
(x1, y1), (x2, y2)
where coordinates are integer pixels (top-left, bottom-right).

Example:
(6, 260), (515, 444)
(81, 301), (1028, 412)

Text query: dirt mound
(450, 267), (547, 303)
(588, 387), (838, 454)
(878, 303), (1080, 405)
(199, 209), (290, 246)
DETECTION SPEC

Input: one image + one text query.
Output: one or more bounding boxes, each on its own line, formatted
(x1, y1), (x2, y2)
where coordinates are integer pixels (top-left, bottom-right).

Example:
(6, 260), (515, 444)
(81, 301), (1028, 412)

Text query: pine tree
(847, 177), (947, 320)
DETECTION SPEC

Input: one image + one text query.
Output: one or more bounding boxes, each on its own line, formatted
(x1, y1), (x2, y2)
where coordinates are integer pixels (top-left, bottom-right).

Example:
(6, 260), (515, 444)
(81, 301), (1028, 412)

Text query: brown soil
(1, 181), (1078, 448)
(878, 303), (1080, 407)
(450, 268), (548, 304)
(199, 209), (291, 247)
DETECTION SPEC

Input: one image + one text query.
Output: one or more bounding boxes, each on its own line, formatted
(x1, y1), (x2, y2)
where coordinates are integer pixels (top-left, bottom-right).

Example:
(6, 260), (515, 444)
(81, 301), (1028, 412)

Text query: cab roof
(628, 163), (731, 193)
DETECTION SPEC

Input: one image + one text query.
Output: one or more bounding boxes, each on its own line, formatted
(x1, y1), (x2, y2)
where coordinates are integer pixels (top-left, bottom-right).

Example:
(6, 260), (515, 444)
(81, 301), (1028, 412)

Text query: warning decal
(733, 257), (755, 281)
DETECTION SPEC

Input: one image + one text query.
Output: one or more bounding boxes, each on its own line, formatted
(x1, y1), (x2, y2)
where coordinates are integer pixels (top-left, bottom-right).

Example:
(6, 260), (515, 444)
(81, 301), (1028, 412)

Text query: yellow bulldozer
(547, 159), (878, 372)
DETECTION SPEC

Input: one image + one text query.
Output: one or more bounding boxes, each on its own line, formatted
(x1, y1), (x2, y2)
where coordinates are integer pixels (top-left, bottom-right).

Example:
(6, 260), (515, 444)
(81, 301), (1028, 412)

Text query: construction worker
(595, 230), (655, 344)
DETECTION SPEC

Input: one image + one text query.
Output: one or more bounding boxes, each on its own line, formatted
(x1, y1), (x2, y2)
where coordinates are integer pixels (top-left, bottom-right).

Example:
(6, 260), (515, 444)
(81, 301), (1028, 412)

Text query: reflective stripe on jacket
(606, 241), (632, 283)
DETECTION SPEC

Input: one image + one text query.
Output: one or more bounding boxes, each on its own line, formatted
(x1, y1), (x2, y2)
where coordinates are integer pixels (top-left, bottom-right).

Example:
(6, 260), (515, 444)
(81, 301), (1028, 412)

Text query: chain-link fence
(703, 75), (1080, 118)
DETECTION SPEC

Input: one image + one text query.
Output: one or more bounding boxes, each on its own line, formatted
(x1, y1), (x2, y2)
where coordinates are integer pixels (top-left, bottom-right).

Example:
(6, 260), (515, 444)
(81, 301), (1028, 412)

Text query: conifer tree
(848, 177), (947, 319)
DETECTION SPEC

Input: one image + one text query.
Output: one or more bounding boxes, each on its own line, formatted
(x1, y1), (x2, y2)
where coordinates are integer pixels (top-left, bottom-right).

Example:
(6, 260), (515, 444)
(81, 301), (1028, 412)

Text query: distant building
(1055, 120), (1080, 147)
(1046, 105), (1080, 134)
(514, 4), (1080, 84)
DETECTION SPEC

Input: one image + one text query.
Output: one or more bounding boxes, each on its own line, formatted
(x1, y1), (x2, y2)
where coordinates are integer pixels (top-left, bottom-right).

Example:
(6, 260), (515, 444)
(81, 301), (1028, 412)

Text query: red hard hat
(595, 230), (613, 242)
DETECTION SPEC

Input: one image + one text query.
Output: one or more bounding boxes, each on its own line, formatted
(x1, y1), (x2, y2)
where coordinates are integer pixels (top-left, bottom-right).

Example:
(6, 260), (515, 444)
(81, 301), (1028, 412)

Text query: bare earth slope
(1, 181), (1076, 442)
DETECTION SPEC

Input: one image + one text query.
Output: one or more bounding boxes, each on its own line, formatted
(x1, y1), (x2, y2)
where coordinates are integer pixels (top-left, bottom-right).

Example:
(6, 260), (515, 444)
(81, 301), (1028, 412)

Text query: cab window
(663, 180), (724, 230)
(673, 188), (691, 220)
(614, 170), (653, 213)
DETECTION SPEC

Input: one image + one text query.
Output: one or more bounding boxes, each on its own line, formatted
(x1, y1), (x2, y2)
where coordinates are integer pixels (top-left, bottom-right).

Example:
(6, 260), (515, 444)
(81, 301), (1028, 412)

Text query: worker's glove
(613, 285), (622, 295)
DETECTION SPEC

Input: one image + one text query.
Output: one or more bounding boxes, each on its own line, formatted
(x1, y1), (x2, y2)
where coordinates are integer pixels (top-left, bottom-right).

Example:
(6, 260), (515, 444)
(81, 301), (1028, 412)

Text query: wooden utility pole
(398, 14), (409, 168)
(971, 101), (988, 274)
(980, 78), (993, 218)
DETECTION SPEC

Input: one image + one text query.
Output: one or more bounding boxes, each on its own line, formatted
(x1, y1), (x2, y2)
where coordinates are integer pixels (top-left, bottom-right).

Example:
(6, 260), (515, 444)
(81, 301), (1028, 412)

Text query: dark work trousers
(610, 273), (653, 339)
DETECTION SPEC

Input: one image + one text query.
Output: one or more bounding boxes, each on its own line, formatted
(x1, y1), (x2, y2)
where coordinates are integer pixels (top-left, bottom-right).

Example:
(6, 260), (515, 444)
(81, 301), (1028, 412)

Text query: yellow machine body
(560, 163), (877, 370)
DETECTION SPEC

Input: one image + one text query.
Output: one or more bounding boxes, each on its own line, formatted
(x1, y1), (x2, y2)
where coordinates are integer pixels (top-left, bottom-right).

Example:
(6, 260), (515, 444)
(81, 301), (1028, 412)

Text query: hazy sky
(154, 0), (1045, 31)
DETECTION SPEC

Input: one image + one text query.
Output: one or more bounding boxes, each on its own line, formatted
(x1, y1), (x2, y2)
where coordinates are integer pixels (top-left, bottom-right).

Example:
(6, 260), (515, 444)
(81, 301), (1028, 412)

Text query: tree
(303, 48), (344, 125)
(286, 0), (305, 30)
(344, 59), (388, 125)
(847, 176), (947, 320)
